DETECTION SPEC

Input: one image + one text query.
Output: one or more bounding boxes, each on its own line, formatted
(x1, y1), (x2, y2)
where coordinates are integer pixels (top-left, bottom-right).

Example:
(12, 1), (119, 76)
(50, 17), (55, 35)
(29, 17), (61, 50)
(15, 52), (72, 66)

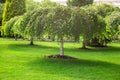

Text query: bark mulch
(47, 54), (76, 59)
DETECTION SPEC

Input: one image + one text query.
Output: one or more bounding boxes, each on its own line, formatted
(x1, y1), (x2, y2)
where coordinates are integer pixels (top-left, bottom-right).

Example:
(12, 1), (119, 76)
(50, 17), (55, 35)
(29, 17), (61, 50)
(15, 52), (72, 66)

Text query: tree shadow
(27, 57), (120, 79)
(4, 43), (120, 54)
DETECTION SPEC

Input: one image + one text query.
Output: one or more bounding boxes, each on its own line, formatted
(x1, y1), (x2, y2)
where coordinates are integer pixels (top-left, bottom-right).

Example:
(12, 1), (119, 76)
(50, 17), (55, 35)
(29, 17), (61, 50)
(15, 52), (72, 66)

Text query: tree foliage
(106, 11), (120, 38)
(70, 7), (106, 48)
(93, 3), (120, 18)
(0, 3), (4, 26)
(13, 7), (52, 45)
(67, 0), (93, 7)
(0, 0), (5, 3)
(4, 16), (19, 36)
(0, 3), (4, 36)
(26, 0), (59, 11)
(83, 4), (120, 47)
(2, 0), (26, 26)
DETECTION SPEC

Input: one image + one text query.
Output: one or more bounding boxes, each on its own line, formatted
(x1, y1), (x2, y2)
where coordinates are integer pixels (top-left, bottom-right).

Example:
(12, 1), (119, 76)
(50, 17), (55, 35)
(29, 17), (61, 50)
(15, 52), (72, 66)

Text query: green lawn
(0, 38), (120, 80)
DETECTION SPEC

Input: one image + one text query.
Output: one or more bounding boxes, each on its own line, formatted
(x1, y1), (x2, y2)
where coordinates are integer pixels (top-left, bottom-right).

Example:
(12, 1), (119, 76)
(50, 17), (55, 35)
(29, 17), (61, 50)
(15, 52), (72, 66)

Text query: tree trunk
(14, 34), (18, 41)
(60, 39), (64, 56)
(30, 37), (34, 45)
(82, 40), (86, 49)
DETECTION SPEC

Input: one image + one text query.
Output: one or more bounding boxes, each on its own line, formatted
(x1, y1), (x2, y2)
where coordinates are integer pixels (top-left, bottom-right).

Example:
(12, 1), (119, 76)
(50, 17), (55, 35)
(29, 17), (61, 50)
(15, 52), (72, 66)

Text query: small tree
(47, 6), (72, 56)
(4, 16), (19, 37)
(13, 8), (51, 45)
(67, 0), (93, 7)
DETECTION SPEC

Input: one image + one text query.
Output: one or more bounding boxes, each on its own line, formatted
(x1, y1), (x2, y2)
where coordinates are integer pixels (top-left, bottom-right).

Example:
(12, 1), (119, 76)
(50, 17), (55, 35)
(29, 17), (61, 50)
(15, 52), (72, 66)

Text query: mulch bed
(47, 54), (76, 59)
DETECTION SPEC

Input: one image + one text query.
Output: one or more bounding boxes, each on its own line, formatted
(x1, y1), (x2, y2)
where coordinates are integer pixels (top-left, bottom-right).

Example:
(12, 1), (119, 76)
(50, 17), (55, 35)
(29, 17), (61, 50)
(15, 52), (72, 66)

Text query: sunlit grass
(0, 38), (120, 80)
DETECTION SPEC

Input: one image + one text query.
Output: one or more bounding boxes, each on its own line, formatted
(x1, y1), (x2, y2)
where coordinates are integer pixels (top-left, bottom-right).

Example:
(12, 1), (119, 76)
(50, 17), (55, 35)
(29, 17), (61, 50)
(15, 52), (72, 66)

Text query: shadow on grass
(3, 43), (120, 54)
(27, 57), (120, 79)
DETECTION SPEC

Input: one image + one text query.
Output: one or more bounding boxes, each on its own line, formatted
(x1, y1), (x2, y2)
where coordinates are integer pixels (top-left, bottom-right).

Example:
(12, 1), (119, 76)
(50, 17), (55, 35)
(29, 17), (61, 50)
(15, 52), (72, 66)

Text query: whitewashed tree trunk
(60, 39), (64, 56)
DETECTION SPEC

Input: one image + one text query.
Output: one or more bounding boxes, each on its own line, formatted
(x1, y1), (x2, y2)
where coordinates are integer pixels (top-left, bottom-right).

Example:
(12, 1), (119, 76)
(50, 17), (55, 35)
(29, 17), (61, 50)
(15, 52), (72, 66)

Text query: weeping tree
(47, 6), (72, 56)
(106, 11), (120, 40)
(83, 5), (107, 47)
(71, 8), (93, 49)
(67, 0), (93, 7)
(87, 4), (120, 47)
(70, 7), (106, 49)
(13, 8), (51, 45)
(2, 0), (26, 36)
(4, 16), (19, 37)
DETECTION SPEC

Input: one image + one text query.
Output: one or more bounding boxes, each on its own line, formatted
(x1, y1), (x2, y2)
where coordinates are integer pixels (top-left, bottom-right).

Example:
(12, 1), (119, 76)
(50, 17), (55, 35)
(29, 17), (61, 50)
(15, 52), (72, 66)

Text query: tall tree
(0, 0), (5, 3)
(0, 3), (4, 26)
(2, 0), (26, 35)
(0, 3), (4, 36)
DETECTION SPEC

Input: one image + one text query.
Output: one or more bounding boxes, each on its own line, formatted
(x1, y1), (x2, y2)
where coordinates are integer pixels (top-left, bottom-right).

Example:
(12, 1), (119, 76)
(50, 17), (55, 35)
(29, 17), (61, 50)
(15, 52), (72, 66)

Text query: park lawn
(0, 38), (120, 80)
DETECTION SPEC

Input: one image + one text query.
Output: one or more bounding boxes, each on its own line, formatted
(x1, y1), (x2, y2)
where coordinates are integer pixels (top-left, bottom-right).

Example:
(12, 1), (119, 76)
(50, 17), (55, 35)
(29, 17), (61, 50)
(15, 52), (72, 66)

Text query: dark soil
(47, 54), (76, 59)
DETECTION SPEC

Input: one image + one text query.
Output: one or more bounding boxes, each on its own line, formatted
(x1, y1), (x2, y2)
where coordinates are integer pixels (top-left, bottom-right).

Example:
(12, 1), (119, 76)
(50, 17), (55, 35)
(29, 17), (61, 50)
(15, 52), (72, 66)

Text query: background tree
(4, 16), (19, 37)
(94, 3), (120, 18)
(67, 0), (93, 7)
(13, 8), (51, 45)
(84, 4), (120, 47)
(26, 0), (59, 11)
(70, 7), (106, 49)
(0, 3), (4, 36)
(2, 0), (26, 36)
(0, 0), (5, 3)
(106, 11), (120, 41)
(0, 3), (4, 25)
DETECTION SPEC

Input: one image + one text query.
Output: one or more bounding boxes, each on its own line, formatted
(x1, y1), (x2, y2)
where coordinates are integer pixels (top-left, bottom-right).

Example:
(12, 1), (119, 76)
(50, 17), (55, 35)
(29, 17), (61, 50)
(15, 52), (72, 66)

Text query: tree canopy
(2, 0), (26, 26)
(106, 11), (120, 39)
(0, 0), (5, 3)
(0, 3), (4, 26)
(67, 0), (93, 7)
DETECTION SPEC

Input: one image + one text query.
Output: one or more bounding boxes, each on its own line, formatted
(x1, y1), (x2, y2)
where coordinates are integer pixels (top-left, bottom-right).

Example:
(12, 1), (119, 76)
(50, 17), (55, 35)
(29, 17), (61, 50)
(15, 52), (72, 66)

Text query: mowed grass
(0, 38), (120, 80)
